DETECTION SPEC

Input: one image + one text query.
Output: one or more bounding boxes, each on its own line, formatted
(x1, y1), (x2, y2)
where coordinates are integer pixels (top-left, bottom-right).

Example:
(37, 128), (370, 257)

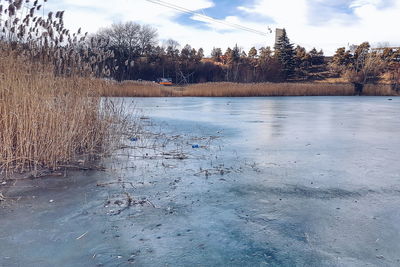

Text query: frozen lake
(1, 96), (400, 266)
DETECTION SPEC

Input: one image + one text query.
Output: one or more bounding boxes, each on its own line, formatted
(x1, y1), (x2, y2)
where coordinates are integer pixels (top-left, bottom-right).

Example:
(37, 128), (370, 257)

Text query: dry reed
(0, 0), (129, 177)
(100, 81), (398, 97)
(0, 51), (128, 176)
(363, 84), (396, 96)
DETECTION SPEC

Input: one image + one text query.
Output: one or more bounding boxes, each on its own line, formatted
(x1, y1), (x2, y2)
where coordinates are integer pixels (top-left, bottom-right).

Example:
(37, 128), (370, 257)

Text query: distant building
(275, 28), (284, 47)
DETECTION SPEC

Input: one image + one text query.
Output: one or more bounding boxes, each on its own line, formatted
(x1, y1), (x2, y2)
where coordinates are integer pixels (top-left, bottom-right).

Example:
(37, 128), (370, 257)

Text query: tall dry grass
(101, 80), (178, 97)
(181, 82), (356, 97)
(0, 1), (132, 177)
(0, 51), (127, 176)
(363, 84), (396, 96)
(100, 81), (398, 97)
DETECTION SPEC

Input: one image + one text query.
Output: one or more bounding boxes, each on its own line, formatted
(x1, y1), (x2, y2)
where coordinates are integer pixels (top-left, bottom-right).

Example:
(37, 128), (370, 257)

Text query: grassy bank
(101, 81), (398, 97)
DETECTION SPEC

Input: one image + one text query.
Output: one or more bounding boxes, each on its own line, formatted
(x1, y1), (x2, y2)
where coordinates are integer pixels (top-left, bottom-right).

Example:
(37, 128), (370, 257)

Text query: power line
(146, 0), (267, 36)
(144, 0), (269, 36)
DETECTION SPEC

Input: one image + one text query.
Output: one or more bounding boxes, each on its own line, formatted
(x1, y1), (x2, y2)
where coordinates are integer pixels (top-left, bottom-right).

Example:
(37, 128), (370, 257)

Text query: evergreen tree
(180, 44), (191, 62)
(224, 47), (233, 64)
(248, 47), (258, 58)
(274, 29), (295, 79)
(166, 45), (179, 59)
(196, 48), (204, 63)
(332, 47), (352, 67)
(353, 42), (370, 71)
(190, 48), (197, 62)
(259, 46), (272, 60)
(317, 49), (325, 64)
(231, 44), (241, 63)
(293, 45), (310, 78)
(211, 47), (222, 62)
(294, 45), (309, 68)
(308, 47), (324, 65)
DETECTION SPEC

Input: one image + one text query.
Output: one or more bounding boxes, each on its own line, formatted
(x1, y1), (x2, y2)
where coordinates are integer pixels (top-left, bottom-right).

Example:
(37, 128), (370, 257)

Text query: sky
(46, 0), (400, 55)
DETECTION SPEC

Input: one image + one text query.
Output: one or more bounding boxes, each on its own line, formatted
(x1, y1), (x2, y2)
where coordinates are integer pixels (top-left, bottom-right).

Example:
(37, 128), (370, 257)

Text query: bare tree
(138, 25), (158, 56)
(345, 45), (388, 94)
(97, 22), (141, 54)
(165, 39), (180, 59)
(93, 21), (158, 80)
(96, 22), (157, 56)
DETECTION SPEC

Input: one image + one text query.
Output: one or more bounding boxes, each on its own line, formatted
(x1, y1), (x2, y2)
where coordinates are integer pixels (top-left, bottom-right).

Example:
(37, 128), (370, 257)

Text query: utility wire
(146, 0), (267, 36)
(144, 0), (269, 36)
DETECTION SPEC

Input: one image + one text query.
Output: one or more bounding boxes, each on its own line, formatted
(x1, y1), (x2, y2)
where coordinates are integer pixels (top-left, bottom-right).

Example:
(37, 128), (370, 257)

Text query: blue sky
(175, 0), (275, 30)
(48, 0), (400, 55)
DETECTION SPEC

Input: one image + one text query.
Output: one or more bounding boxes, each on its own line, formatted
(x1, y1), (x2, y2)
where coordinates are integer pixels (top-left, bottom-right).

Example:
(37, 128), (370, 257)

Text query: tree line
(92, 22), (400, 86)
(91, 23), (328, 83)
(2, 2), (398, 88)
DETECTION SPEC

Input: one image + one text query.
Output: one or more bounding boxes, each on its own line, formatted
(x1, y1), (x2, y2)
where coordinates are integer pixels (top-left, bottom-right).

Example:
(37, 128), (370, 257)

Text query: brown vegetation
(0, 1), (129, 176)
(362, 84), (397, 96)
(0, 50), (129, 176)
(100, 81), (397, 97)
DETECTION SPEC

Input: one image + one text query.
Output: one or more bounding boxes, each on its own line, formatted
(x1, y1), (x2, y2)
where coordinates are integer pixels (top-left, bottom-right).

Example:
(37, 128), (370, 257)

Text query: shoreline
(100, 81), (399, 97)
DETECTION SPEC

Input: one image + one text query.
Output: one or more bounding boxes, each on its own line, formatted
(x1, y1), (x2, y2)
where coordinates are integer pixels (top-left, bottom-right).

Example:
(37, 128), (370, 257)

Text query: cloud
(46, 0), (400, 55)
(48, 0), (214, 31)
(307, 0), (358, 25)
(46, 0), (269, 54)
(236, 0), (400, 53)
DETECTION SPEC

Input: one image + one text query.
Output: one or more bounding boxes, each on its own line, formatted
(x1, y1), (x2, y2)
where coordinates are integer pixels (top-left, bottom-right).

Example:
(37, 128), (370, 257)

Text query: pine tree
(211, 47), (222, 62)
(190, 48), (197, 62)
(353, 42), (370, 72)
(274, 29), (295, 79)
(231, 44), (241, 63)
(180, 44), (191, 62)
(248, 47), (258, 58)
(196, 48), (204, 62)
(294, 45), (308, 68)
(224, 47), (233, 64)
(332, 47), (352, 67)
(308, 47), (324, 65)
(259, 46), (272, 60)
